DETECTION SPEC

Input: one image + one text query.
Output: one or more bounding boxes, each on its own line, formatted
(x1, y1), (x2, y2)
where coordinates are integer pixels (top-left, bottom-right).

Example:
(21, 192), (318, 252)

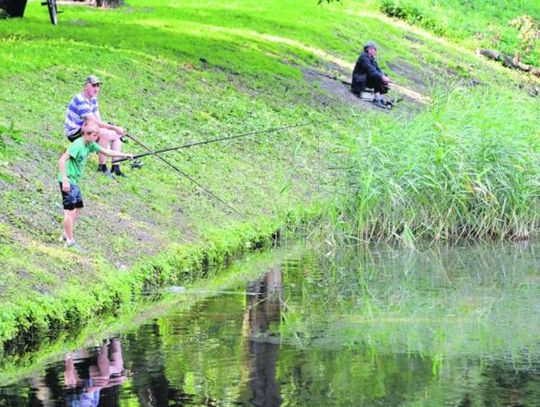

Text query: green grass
(0, 0), (539, 344)
(374, 0), (540, 66)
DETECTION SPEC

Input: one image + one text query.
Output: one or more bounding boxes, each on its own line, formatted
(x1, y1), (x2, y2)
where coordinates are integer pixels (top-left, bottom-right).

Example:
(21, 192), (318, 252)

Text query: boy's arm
(58, 151), (71, 192)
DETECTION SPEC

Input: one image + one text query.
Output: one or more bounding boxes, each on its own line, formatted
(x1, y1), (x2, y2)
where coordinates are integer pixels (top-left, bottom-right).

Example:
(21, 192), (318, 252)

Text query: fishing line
(113, 118), (334, 164)
(116, 118), (335, 217)
(123, 133), (245, 217)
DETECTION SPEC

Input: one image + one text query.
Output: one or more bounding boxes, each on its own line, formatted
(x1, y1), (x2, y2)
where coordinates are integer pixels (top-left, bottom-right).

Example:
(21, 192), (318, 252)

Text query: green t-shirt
(57, 138), (102, 185)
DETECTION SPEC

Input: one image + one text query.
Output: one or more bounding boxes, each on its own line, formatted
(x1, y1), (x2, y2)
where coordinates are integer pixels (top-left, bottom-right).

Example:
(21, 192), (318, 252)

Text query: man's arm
(372, 58), (391, 84)
(358, 54), (382, 78)
(58, 151), (71, 192)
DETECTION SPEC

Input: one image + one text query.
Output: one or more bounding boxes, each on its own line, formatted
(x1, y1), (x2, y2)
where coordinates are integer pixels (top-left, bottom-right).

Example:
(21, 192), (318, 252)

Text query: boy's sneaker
(65, 240), (84, 252)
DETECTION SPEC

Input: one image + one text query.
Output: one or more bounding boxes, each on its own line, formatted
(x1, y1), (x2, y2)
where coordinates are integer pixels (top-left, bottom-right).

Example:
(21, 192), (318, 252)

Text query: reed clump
(340, 86), (540, 243)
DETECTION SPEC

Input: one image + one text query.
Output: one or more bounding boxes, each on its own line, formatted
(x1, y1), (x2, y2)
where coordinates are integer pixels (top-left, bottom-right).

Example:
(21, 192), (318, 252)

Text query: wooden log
(477, 48), (540, 77)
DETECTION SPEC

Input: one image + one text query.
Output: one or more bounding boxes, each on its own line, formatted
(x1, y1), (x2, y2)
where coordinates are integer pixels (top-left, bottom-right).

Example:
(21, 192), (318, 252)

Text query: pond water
(1, 242), (540, 406)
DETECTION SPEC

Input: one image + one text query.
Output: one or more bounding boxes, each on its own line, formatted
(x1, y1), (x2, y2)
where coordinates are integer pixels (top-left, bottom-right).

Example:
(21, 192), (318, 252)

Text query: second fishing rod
(113, 119), (332, 164)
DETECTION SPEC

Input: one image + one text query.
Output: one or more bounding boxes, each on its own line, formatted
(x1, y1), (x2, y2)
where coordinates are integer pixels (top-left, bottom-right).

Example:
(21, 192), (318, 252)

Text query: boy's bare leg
(63, 209), (77, 241)
(97, 342), (110, 376)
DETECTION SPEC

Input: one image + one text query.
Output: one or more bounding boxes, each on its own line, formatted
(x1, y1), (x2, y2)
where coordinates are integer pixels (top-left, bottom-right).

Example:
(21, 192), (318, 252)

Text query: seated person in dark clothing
(351, 41), (392, 108)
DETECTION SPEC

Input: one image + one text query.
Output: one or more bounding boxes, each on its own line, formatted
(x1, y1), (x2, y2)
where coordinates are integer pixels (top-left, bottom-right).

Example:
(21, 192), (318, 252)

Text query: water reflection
(125, 321), (191, 405)
(1, 242), (540, 406)
(242, 268), (283, 407)
(63, 339), (125, 406)
(24, 339), (125, 407)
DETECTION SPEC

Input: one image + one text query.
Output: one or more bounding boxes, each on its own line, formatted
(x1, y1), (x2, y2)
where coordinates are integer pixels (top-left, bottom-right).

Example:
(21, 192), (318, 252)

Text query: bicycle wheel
(47, 0), (58, 25)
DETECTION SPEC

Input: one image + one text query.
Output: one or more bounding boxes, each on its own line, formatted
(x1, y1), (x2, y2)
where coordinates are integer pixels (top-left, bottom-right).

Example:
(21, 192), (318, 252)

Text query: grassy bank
(0, 0), (539, 346)
(371, 0), (540, 66)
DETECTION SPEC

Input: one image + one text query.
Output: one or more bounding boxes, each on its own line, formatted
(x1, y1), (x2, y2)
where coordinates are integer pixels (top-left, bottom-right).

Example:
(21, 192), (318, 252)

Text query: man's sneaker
(64, 240), (84, 252)
(372, 99), (387, 109)
(97, 165), (113, 178)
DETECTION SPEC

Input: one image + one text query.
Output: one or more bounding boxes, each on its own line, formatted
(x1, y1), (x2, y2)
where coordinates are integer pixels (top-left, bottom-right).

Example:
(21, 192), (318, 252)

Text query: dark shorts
(67, 129), (82, 142)
(60, 182), (84, 210)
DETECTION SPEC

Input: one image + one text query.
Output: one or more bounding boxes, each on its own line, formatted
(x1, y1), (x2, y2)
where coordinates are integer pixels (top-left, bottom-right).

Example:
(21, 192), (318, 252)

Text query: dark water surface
(1, 242), (540, 406)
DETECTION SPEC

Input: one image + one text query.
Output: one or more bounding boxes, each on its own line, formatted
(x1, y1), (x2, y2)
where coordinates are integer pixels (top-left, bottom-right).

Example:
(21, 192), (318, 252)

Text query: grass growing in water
(335, 85), (540, 243)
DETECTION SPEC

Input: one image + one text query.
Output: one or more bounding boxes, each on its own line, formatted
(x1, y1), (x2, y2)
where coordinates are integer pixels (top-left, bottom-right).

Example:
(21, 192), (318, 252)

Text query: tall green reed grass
(336, 85), (540, 243)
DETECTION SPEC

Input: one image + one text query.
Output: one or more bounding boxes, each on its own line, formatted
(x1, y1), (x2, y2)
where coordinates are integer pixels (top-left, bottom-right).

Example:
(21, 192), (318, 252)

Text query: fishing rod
(123, 133), (245, 217)
(113, 119), (332, 164)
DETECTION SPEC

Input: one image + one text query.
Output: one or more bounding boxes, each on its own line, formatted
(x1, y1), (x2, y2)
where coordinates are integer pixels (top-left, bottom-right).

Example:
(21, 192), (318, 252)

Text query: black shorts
(59, 182), (84, 210)
(67, 129), (82, 142)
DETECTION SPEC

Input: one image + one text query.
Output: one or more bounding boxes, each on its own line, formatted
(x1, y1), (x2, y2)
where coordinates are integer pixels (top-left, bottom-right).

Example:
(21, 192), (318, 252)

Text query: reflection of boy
(64, 339), (126, 407)
(58, 122), (132, 251)
(88, 339), (125, 392)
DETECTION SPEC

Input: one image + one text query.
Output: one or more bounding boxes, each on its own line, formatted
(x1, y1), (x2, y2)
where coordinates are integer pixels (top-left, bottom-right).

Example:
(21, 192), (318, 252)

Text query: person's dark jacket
(351, 51), (384, 95)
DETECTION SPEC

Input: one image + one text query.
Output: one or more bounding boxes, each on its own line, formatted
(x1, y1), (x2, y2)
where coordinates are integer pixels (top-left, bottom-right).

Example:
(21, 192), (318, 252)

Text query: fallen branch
(477, 48), (540, 77)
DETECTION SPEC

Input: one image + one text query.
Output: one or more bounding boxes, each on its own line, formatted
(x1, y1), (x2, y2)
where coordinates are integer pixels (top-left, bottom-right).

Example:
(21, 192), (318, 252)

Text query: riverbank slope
(0, 0), (538, 347)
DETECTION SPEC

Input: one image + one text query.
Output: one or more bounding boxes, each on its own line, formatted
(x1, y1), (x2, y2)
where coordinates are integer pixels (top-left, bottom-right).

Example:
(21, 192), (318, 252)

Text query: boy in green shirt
(58, 122), (133, 251)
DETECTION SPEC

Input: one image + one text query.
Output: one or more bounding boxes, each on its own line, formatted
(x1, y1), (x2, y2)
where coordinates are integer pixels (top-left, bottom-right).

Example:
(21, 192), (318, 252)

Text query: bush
(380, 0), (445, 35)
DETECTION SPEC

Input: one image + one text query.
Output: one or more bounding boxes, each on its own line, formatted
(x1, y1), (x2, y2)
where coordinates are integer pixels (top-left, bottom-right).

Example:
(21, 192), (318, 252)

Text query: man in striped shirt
(64, 75), (127, 177)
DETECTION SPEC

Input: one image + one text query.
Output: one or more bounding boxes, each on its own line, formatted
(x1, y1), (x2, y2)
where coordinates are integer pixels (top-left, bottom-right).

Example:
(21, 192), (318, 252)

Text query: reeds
(339, 85), (540, 243)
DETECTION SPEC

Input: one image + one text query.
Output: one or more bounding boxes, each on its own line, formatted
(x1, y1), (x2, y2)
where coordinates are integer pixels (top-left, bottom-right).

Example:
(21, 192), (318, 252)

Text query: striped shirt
(64, 93), (100, 136)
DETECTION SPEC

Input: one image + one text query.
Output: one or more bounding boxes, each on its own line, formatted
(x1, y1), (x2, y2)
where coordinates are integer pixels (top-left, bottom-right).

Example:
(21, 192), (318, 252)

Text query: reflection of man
(64, 338), (125, 406)
(241, 269), (283, 407)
